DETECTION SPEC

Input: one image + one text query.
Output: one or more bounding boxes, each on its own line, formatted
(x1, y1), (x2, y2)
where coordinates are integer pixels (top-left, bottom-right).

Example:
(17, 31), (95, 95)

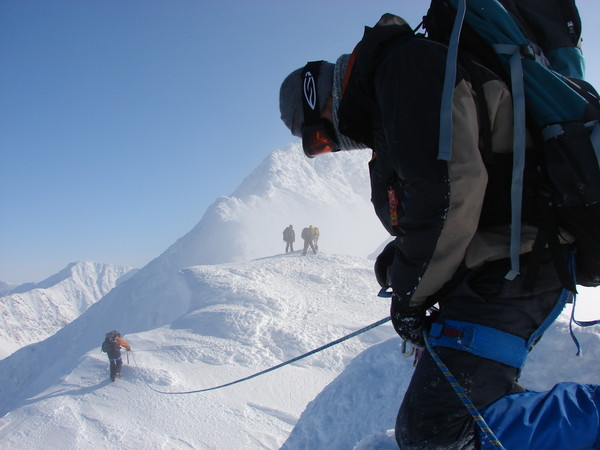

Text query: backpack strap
(437, 0), (527, 280)
(437, 0), (467, 162)
(569, 287), (600, 356)
(523, 200), (575, 293)
(492, 42), (530, 281)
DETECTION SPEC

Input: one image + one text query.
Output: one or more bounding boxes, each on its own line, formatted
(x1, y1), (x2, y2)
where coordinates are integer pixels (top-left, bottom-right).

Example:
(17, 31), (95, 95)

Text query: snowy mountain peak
(0, 280), (16, 297)
(233, 145), (373, 201)
(147, 143), (387, 275)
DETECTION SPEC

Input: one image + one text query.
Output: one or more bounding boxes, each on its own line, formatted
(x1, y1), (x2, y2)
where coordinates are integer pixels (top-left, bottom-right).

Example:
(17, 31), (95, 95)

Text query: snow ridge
(0, 253), (392, 449)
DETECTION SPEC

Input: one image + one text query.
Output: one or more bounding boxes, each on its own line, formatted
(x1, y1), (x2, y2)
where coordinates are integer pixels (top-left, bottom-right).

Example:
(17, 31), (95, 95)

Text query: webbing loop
(570, 294), (600, 358)
(567, 255), (600, 356)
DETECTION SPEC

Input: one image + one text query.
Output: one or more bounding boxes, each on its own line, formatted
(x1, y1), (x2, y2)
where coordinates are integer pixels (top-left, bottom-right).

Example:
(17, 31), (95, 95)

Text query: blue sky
(2, 1), (599, 284)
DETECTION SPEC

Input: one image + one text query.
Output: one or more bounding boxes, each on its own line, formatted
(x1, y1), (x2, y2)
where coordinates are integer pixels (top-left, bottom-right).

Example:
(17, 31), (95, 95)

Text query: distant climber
(312, 226), (320, 250)
(283, 225), (295, 253)
(301, 225), (317, 256)
(101, 330), (131, 382)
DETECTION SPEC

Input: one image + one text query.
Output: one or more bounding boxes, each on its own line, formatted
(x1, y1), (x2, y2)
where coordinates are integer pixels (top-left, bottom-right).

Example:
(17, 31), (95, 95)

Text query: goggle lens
(302, 122), (340, 158)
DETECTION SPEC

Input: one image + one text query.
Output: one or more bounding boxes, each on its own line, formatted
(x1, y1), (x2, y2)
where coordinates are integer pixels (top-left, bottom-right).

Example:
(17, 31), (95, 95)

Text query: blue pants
(481, 383), (600, 449)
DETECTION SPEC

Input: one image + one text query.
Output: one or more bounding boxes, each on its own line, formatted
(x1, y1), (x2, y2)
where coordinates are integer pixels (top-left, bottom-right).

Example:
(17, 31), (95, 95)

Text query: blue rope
(133, 316), (391, 395)
(424, 330), (505, 449)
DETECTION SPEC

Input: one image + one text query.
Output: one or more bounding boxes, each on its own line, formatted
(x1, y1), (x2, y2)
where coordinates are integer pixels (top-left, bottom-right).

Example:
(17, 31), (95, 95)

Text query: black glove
(374, 241), (396, 289)
(390, 294), (427, 348)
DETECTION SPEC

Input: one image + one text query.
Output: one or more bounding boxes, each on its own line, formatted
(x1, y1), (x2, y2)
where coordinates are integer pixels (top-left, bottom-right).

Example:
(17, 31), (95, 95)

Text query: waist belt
(429, 319), (527, 369)
(429, 289), (570, 372)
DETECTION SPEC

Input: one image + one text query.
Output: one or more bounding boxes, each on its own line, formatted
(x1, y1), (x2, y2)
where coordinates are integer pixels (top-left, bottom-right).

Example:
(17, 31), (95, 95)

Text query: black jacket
(102, 336), (130, 359)
(339, 22), (539, 308)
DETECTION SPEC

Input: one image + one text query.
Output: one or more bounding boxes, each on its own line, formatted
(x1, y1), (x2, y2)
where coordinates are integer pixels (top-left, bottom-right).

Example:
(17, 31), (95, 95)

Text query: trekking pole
(126, 350), (130, 364)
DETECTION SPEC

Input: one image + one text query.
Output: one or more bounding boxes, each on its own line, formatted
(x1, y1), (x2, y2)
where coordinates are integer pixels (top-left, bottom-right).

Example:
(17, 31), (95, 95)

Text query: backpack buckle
(520, 44), (536, 60)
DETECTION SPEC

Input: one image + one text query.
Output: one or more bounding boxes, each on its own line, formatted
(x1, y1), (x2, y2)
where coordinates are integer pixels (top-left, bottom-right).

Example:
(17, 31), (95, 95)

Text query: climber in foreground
(278, 8), (600, 449)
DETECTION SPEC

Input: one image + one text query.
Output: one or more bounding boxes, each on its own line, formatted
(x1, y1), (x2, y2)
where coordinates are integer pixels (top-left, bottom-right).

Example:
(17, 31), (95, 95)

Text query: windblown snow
(0, 143), (598, 449)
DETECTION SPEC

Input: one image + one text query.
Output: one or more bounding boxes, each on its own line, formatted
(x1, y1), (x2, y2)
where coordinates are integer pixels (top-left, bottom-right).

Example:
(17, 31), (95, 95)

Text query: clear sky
(2, 1), (600, 284)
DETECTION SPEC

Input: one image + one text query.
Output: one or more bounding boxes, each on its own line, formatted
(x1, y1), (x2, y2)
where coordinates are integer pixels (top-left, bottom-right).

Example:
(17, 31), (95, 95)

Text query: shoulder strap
(437, 0), (467, 162)
(435, 0), (532, 280)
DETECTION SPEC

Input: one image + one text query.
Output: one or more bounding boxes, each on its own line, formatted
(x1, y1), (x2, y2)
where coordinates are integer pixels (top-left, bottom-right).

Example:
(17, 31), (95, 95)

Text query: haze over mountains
(0, 144), (598, 449)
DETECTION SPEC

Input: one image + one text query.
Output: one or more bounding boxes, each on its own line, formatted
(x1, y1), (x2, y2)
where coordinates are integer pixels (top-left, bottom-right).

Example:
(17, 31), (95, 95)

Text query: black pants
(109, 357), (123, 381)
(396, 252), (566, 449)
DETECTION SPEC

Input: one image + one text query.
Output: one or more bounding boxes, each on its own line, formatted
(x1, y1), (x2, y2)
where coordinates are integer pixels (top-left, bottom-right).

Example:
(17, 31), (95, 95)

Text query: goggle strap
(301, 61), (324, 126)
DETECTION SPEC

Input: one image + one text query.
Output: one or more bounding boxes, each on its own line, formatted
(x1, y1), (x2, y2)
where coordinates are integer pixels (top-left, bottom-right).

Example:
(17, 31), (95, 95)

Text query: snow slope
(0, 261), (137, 358)
(282, 309), (600, 450)
(0, 252), (392, 449)
(0, 252), (597, 450)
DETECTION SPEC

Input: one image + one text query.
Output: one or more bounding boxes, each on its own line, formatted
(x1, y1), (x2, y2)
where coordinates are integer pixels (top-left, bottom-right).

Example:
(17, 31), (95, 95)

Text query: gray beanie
(279, 62), (335, 137)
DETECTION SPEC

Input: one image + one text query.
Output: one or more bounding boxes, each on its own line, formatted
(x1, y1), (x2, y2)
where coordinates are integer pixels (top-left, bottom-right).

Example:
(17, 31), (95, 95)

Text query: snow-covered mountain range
(0, 143), (598, 449)
(0, 261), (137, 359)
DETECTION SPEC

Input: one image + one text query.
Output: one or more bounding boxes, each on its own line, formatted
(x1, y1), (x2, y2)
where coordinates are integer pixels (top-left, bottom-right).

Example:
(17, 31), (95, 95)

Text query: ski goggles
(300, 61), (340, 158)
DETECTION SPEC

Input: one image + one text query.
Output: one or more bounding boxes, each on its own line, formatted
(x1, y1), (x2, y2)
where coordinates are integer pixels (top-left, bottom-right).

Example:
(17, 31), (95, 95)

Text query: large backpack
(283, 226), (293, 241)
(102, 330), (120, 353)
(423, 0), (600, 291)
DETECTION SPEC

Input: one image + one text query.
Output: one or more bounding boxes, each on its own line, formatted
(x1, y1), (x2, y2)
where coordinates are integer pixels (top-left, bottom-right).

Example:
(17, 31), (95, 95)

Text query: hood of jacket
(338, 22), (415, 148)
